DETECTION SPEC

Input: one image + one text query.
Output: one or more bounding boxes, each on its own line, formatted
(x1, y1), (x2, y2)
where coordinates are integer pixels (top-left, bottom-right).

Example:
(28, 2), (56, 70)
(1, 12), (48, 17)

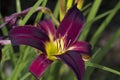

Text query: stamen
(56, 34), (66, 54)
(58, 38), (62, 53)
(56, 39), (59, 52)
(66, 39), (71, 48)
(60, 38), (64, 50)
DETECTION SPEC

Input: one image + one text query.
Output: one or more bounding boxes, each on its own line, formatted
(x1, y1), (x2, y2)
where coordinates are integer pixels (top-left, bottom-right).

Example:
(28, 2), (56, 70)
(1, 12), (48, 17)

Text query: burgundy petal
(56, 4), (85, 45)
(9, 25), (49, 52)
(70, 41), (91, 56)
(29, 54), (52, 79)
(56, 51), (84, 80)
(37, 19), (56, 34)
(37, 19), (56, 39)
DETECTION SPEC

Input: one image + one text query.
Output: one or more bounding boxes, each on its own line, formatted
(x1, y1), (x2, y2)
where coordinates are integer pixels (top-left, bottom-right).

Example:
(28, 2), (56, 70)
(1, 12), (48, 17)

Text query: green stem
(0, 13), (8, 35)
(20, 73), (31, 80)
(16, 0), (21, 13)
(80, 0), (102, 40)
(59, 0), (66, 21)
(50, 12), (60, 26)
(86, 62), (120, 76)
(53, 1), (60, 18)
(90, 1), (120, 46)
(85, 10), (112, 27)
(47, 61), (62, 80)
(7, 46), (35, 80)
(85, 28), (120, 80)
(35, 0), (47, 23)
(53, 1), (60, 26)
(7, 59), (25, 80)
(82, 3), (92, 11)
(83, 7), (90, 16)
(20, 0), (43, 25)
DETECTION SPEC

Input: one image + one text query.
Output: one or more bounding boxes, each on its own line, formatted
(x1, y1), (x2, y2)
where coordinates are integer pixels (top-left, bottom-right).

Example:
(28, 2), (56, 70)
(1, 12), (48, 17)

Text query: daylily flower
(9, 5), (91, 80)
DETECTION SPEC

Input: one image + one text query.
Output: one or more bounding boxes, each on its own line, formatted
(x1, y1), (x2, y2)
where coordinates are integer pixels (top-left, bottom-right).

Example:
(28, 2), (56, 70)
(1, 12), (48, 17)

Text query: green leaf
(90, 1), (120, 46)
(0, 13), (8, 35)
(59, 0), (66, 21)
(35, 0), (47, 23)
(16, 0), (21, 13)
(20, 0), (43, 25)
(53, 1), (60, 22)
(80, 0), (102, 40)
(86, 62), (120, 76)
(85, 28), (120, 80)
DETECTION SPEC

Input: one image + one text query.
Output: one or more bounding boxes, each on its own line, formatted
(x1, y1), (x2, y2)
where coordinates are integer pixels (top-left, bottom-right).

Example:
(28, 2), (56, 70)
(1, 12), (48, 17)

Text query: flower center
(45, 37), (66, 60)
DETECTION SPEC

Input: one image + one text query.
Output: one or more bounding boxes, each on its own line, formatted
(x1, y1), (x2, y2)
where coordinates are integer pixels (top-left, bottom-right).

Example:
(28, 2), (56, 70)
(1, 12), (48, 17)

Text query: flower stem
(0, 14), (8, 35)
(80, 0), (102, 40)
(20, 73), (31, 80)
(20, 0), (43, 25)
(90, 1), (120, 46)
(16, 0), (21, 13)
(35, 0), (47, 23)
(86, 61), (120, 76)
(59, 0), (66, 21)
(85, 28), (120, 80)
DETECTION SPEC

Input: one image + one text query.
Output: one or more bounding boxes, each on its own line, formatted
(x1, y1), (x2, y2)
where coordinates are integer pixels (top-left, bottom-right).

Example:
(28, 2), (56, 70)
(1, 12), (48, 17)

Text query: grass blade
(85, 28), (120, 80)
(80, 0), (102, 40)
(20, 0), (43, 25)
(90, 1), (120, 46)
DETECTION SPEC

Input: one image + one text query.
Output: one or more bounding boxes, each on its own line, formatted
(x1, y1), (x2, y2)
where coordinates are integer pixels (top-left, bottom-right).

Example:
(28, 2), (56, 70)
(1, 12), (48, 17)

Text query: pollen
(45, 37), (66, 60)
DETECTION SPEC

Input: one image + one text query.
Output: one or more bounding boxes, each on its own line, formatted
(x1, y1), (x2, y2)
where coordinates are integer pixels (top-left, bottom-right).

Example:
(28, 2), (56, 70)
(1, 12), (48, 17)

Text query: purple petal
(37, 19), (56, 39)
(56, 4), (85, 45)
(29, 54), (52, 79)
(70, 41), (91, 56)
(9, 25), (49, 52)
(56, 51), (84, 80)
